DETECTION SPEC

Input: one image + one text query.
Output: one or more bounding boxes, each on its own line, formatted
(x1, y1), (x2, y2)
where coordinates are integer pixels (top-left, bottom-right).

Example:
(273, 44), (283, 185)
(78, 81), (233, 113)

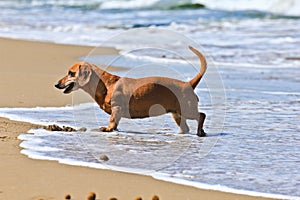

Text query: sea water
(0, 0), (300, 199)
(0, 57), (299, 198)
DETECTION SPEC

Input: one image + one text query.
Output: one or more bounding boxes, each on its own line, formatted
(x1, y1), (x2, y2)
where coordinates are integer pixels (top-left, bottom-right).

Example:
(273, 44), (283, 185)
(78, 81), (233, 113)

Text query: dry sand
(0, 37), (277, 200)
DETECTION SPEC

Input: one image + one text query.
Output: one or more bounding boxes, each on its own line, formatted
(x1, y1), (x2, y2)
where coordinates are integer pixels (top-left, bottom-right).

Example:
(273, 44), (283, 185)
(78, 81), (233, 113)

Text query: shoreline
(1, 118), (279, 200)
(0, 37), (288, 200)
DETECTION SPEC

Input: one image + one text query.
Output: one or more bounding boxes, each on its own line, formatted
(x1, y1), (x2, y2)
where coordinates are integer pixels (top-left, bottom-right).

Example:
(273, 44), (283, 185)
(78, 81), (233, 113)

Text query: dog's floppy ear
(78, 64), (92, 86)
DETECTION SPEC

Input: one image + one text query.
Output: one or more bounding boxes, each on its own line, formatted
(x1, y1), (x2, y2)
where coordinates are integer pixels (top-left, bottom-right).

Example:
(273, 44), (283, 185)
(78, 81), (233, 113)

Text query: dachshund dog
(55, 46), (207, 136)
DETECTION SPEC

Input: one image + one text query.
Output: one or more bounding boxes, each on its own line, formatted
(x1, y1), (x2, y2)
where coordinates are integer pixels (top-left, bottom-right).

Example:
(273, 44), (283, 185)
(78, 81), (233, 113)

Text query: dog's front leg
(100, 106), (122, 132)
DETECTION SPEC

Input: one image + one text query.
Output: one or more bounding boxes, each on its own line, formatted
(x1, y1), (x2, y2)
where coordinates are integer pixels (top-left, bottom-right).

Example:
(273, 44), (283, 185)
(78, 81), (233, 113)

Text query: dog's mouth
(63, 82), (75, 94)
(55, 82), (76, 94)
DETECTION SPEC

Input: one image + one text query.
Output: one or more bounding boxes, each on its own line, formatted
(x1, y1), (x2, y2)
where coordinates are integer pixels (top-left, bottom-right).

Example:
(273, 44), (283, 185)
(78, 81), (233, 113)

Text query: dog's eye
(68, 71), (76, 77)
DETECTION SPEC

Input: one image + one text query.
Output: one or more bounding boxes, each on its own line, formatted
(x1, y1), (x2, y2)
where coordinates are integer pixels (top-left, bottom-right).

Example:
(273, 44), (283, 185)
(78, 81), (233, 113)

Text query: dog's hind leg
(197, 112), (206, 137)
(172, 113), (189, 134)
(100, 106), (122, 132)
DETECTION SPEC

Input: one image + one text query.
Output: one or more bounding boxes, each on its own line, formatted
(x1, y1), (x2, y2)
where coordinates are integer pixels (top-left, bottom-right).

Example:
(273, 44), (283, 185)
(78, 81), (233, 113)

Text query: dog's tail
(188, 46), (207, 89)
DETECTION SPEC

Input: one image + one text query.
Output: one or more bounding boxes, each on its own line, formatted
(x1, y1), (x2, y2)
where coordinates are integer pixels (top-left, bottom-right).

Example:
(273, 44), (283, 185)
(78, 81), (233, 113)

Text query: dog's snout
(55, 83), (63, 89)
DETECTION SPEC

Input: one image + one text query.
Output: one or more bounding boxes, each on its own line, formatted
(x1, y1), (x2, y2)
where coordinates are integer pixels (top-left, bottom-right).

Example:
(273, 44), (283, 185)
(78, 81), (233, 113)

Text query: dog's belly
(124, 83), (181, 118)
(127, 100), (175, 118)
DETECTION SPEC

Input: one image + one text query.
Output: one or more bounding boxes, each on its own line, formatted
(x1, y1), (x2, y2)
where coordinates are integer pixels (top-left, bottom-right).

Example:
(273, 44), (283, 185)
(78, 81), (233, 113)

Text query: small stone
(99, 154), (109, 161)
(109, 198), (118, 200)
(135, 197), (142, 200)
(54, 124), (63, 131)
(152, 195), (159, 200)
(64, 194), (71, 199)
(0, 136), (8, 140)
(86, 192), (96, 200)
(63, 126), (77, 132)
(43, 124), (80, 132)
(44, 124), (63, 131)
(77, 127), (87, 132)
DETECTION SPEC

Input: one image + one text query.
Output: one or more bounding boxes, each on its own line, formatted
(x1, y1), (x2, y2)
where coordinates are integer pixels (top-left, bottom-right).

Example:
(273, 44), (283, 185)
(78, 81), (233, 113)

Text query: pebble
(99, 154), (109, 161)
(64, 194), (71, 199)
(86, 192), (96, 200)
(78, 127), (87, 132)
(43, 124), (85, 132)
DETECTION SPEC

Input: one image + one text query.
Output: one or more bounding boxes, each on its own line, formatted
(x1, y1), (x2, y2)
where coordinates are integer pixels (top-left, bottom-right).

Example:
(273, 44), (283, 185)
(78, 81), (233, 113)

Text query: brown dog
(55, 46), (207, 136)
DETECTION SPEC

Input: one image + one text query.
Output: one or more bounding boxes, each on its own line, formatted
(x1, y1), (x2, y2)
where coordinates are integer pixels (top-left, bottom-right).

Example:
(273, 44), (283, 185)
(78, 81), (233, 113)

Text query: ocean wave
(0, 0), (203, 10)
(2, 0), (300, 16)
(195, 0), (300, 17)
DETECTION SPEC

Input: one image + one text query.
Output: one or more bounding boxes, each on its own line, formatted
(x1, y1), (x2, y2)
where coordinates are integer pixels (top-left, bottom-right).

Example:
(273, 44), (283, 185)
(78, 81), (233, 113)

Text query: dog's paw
(100, 126), (109, 132)
(100, 126), (113, 132)
(197, 129), (207, 137)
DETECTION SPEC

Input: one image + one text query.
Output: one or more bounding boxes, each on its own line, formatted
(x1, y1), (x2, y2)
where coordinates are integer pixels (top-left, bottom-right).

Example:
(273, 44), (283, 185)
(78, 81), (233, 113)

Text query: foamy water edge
(0, 109), (298, 200)
(18, 132), (300, 200)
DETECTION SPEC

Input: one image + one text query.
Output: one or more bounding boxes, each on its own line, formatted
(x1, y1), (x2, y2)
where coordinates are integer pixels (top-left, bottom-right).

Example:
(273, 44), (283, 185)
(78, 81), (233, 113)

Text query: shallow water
(0, 0), (300, 198)
(0, 56), (299, 198)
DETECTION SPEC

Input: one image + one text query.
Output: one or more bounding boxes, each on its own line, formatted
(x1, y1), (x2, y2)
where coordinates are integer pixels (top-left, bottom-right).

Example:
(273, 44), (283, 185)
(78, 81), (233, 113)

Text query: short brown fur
(55, 46), (207, 136)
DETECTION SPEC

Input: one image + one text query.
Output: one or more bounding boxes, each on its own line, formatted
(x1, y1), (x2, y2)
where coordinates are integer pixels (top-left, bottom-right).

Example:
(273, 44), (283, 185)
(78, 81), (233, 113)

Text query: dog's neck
(81, 66), (120, 113)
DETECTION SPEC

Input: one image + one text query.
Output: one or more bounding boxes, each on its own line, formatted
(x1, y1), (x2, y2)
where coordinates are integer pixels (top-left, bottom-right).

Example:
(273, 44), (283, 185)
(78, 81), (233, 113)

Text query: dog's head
(55, 62), (92, 94)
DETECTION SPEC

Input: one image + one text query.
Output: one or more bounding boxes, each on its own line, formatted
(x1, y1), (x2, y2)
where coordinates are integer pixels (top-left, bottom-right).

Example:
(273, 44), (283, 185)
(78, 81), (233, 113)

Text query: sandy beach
(0, 37), (279, 200)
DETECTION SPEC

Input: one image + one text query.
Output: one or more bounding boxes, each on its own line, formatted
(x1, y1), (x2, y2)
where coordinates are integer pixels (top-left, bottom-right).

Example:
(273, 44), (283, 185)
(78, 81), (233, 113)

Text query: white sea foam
(100, 0), (188, 9)
(15, 127), (300, 200)
(13, 121), (300, 200)
(0, 106), (75, 127)
(152, 173), (300, 200)
(194, 0), (300, 16)
(16, 142), (300, 200)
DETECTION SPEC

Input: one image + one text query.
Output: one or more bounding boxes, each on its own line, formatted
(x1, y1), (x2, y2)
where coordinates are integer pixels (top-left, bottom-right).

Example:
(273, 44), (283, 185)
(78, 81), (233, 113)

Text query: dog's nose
(55, 83), (62, 89)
